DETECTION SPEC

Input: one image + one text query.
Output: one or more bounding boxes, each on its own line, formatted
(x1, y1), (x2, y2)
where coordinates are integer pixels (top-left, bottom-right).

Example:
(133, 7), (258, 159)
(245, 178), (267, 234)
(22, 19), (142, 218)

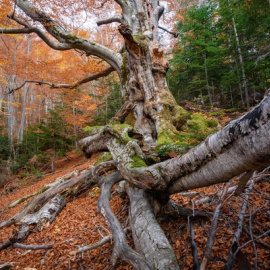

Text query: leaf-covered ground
(0, 150), (269, 269)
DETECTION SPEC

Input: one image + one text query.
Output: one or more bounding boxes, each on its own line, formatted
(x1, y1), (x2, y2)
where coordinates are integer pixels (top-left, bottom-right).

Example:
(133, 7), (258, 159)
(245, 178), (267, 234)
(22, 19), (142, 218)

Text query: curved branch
(0, 27), (73, 50)
(6, 66), (115, 93)
(128, 95), (270, 194)
(98, 171), (151, 269)
(114, 0), (127, 10)
(2, 0), (123, 72)
(97, 15), (123, 26)
(157, 5), (165, 20)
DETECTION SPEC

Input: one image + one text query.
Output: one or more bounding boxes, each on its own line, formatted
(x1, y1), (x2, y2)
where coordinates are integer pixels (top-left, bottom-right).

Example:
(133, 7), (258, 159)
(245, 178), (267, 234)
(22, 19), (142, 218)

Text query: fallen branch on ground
(225, 175), (255, 270)
(200, 180), (232, 270)
(70, 227), (130, 256)
(13, 242), (54, 250)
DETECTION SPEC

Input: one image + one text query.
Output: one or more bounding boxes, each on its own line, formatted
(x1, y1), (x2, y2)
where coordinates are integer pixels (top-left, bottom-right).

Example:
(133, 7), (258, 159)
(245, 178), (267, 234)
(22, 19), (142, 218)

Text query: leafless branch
(188, 217), (199, 270)
(234, 229), (270, 258)
(158, 25), (178, 38)
(7, 13), (30, 28)
(13, 242), (54, 250)
(70, 227), (130, 256)
(0, 27), (73, 50)
(200, 180), (232, 270)
(248, 208), (258, 270)
(225, 176), (255, 270)
(235, 170), (253, 195)
(243, 225), (270, 249)
(6, 66), (115, 94)
(97, 15), (123, 26)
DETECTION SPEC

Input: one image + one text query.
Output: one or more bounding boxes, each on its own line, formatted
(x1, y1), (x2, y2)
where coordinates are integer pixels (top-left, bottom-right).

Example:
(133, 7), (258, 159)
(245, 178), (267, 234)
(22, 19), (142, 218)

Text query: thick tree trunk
(80, 95), (270, 198)
(142, 96), (270, 194)
(112, 0), (188, 146)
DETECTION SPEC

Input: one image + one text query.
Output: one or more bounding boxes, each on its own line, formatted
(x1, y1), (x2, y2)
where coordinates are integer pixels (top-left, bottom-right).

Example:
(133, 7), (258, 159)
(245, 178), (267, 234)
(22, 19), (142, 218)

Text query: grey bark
(127, 186), (180, 270)
(128, 95), (270, 195)
(1, 1), (270, 269)
(0, 194), (65, 251)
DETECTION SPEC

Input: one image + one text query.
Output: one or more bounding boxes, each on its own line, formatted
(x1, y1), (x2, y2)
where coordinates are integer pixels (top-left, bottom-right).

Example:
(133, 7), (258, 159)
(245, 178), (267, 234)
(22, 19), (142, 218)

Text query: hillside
(0, 148), (269, 269)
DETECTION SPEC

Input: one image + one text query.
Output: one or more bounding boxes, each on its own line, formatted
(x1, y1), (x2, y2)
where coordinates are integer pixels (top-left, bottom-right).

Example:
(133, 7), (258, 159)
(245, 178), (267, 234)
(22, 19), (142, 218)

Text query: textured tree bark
(80, 95), (270, 196)
(0, 194), (65, 251)
(127, 186), (180, 270)
(0, 170), (94, 229)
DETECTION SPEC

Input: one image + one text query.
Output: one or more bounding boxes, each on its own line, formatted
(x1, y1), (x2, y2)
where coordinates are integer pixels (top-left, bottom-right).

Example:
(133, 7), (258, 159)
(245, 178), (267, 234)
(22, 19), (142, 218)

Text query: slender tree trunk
(204, 53), (213, 106)
(229, 0), (249, 108)
(18, 36), (31, 143)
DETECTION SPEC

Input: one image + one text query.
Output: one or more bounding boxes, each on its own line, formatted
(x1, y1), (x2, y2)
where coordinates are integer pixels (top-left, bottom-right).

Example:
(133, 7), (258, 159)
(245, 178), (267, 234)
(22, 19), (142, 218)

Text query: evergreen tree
(168, 0), (270, 108)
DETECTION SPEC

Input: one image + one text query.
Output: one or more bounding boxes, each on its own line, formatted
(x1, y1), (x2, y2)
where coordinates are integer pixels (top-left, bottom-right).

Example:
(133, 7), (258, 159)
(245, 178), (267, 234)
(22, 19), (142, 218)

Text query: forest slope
(0, 142), (269, 269)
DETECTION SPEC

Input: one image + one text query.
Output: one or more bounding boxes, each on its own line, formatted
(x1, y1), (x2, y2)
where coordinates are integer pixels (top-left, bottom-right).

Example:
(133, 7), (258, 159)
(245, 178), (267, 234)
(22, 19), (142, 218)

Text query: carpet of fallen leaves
(0, 151), (269, 270)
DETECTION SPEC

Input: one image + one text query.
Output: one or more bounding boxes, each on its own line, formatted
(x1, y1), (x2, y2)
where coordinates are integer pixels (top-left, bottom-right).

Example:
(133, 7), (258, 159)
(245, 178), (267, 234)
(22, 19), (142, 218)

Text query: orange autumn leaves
(0, 31), (115, 130)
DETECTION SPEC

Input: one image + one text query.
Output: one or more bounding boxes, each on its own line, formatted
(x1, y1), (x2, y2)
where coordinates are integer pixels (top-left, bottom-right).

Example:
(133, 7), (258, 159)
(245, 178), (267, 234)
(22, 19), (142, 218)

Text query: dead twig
(200, 180), (232, 270)
(70, 227), (130, 256)
(188, 217), (199, 270)
(225, 175), (255, 270)
(248, 208), (258, 270)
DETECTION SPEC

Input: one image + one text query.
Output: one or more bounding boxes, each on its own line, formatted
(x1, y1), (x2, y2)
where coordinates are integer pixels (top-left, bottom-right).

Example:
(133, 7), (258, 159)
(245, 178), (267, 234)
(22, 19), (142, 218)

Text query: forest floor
(0, 110), (270, 270)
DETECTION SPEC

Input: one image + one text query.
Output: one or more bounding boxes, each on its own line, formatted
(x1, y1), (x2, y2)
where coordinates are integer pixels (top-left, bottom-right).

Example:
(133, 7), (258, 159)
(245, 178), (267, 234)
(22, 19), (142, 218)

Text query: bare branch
(0, 27), (73, 50)
(114, 0), (127, 9)
(158, 25), (178, 38)
(188, 217), (199, 270)
(225, 176), (255, 270)
(70, 227), (130, 256)
(6, 66), (115, 94)
(235, 170), (253, 196)
(1, 0), (123, 72)
(200, 180), (232, 270)
(97, 15), (123, 26)
(248, 208), (258, 270)
(157, 5), (165, 20)
(234, 229), (270, 259)
(7, 13), (30, 28)
(13, 242), (54, 250)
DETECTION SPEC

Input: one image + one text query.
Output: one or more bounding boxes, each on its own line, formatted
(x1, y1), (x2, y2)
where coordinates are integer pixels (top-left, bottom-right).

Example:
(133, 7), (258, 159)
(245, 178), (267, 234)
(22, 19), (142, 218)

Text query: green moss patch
(94, 152), (112, 166)
(130, 156), (147, 168)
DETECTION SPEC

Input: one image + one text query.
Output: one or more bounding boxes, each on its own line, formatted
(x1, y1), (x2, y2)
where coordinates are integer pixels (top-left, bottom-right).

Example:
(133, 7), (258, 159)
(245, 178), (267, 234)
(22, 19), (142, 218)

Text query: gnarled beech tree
(1, 1), (270, 269)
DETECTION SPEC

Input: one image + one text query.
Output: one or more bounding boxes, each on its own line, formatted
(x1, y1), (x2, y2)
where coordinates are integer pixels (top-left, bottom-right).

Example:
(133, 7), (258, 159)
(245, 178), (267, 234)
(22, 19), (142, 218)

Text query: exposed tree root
(127, 186), (180, 270)
(97, 172), (151, 269)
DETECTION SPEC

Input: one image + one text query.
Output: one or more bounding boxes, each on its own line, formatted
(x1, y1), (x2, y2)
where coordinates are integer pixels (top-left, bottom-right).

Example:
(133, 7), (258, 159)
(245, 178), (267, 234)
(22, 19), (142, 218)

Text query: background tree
(168, 0), (270, 108)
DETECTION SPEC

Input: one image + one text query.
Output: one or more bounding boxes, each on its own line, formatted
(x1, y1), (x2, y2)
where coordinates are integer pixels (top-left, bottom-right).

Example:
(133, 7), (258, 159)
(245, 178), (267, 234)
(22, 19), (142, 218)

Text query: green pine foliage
(0, 106), (75, 174)
(92, 76), (122, 125)
(168, 0), (270, 108)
